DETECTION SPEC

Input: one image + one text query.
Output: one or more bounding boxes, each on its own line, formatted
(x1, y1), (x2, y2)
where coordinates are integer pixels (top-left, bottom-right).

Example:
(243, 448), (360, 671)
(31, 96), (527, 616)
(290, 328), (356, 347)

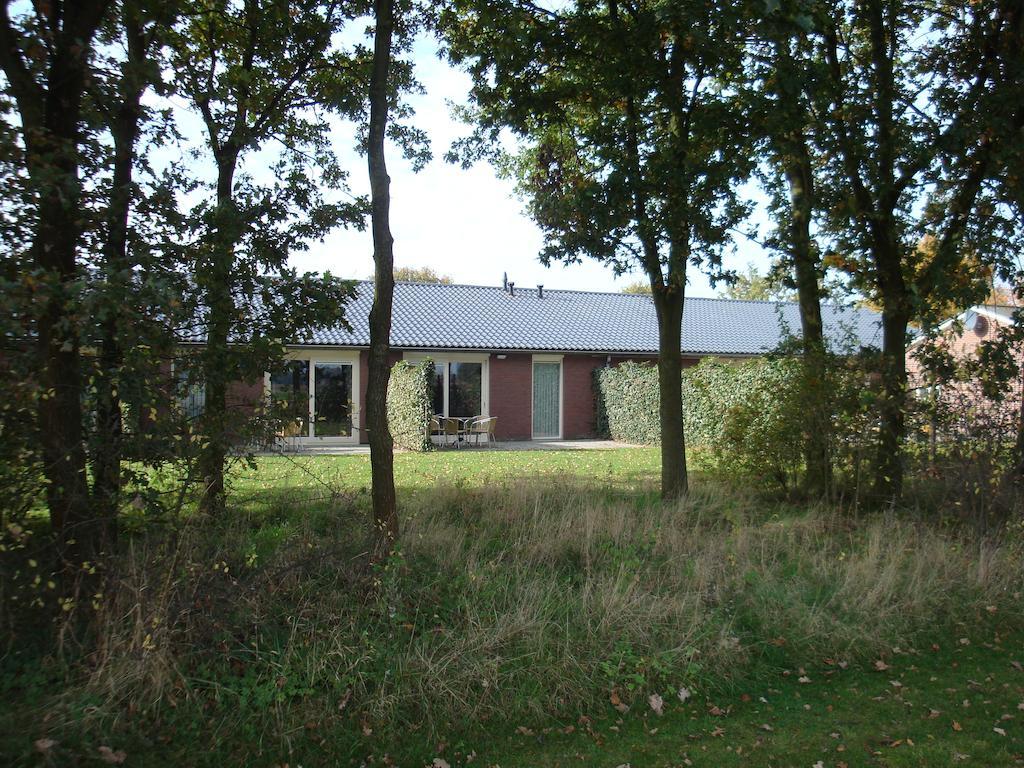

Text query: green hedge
(387, 359), (436, 452)
(594, 357), (808, 488)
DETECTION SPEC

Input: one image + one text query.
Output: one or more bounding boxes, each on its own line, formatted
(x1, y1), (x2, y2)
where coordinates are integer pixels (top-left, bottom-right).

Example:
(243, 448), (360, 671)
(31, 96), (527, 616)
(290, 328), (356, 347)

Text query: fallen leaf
(648, 693), (664, 716)
(798, 676), (812, 684)
(609, 690), (629, 714)
(952, 721), (963, 731)
(34, 739), (56, 754)
(874, 660), (890, 671)
(760, 723), (773, 731)
(993, 727), (1007, 736)
(677, 686), (692, 703)
(98, 746), (127, 765)
(432, 760), (451, 768)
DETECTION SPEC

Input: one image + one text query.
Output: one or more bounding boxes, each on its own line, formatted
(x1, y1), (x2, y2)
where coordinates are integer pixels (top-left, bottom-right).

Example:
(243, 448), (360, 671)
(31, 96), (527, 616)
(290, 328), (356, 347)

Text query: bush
(387, 358), (436, 451)
(594, 356), (874, 493)
(4, 475), (1021, 764)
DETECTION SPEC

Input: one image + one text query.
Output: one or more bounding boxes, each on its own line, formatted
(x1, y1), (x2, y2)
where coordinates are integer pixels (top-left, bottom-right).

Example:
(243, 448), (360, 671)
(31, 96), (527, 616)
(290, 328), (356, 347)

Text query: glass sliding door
(269, 360), (310, 435)
(448, 362), (482, 417)
(532, 360), (561, 439)
(313, 362), (354, 438)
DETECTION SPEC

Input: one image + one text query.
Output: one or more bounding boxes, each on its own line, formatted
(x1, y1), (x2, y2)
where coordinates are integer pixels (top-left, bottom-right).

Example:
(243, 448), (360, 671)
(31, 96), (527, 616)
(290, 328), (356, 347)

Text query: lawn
(2, 447), (1023, 767)
(477, 624), (1024, 767)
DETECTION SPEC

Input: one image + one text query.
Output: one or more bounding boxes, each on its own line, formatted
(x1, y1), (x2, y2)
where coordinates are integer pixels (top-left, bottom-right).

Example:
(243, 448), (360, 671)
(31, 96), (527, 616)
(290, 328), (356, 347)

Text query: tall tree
(366, 0), (398, 557)
(747, 3), (831, 495)
(444, 0), (754, 500)
(168, 0), (365, 514)
(87, 0), (177, 552)
(0, 0), (114, 561)
(811, 0), (1019, 500)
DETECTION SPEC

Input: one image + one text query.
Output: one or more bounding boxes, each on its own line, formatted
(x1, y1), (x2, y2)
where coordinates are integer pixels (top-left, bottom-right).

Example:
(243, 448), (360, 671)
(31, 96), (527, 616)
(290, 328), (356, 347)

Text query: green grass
(2, 447), (1023, 767)
(479, 623), (1024, 767)
(227, 446), (664, 506)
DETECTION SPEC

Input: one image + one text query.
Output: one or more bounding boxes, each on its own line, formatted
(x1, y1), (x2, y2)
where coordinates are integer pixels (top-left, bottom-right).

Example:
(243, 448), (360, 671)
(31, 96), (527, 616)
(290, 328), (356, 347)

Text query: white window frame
(404, 352), (490, 420)
(531, 354), (564, 440)
(264, 348), (361, 444)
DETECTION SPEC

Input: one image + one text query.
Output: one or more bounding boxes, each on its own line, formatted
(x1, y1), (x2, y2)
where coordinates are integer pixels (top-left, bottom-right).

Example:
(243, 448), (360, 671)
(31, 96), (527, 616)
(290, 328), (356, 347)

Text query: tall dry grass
(37, 478), (1024, 743)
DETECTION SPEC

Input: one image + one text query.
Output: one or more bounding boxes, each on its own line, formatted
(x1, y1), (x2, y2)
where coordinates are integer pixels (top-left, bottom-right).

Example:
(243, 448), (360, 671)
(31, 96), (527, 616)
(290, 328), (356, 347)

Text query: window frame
(264, 348), (361, 444)
(404, 352), (490, 419)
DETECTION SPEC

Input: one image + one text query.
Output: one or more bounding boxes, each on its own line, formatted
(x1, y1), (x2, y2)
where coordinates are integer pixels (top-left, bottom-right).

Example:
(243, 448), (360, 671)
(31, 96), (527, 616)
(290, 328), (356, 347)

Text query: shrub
(594, 357), (874, 493)
(593, 361), (660, 444)
(5, 475), (1021, 763)
(387, 358), (436, 451)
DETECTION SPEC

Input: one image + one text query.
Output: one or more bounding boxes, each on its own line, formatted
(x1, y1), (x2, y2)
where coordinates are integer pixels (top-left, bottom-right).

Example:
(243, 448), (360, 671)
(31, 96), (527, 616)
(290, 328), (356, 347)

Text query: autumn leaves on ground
(1, 448), (1022, 766)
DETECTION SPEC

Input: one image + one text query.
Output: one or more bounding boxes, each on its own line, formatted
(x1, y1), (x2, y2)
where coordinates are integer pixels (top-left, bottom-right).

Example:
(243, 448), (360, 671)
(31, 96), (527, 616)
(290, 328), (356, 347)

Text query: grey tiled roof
(289, 281), (881, 356)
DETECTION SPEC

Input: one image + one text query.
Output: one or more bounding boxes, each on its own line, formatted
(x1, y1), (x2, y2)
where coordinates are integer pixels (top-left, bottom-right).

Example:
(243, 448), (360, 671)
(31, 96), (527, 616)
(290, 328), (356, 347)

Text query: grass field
(2, 447), (1023, 767)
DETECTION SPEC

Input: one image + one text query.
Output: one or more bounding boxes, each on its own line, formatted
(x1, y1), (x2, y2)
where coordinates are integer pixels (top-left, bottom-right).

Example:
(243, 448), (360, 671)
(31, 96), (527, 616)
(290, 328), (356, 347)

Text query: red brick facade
(197, 349), (706, 444)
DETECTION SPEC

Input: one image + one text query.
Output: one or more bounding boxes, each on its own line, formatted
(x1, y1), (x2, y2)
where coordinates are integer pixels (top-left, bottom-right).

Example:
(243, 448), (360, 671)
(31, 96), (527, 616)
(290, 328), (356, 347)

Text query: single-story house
(250, 279), (882, 446)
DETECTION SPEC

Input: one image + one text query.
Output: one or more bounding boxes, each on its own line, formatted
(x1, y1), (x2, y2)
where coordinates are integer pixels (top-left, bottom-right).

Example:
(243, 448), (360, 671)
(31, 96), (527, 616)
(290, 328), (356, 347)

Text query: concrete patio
(261, 439), (632, 456)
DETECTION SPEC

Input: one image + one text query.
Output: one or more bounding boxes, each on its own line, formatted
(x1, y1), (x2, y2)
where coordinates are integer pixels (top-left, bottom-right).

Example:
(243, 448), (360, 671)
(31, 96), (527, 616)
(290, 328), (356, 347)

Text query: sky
(284, 35), (775, 298)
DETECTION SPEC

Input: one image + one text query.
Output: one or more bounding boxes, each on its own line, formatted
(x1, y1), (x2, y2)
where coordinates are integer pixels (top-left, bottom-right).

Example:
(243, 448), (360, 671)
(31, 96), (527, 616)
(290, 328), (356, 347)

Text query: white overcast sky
(279, 35), (774, 297)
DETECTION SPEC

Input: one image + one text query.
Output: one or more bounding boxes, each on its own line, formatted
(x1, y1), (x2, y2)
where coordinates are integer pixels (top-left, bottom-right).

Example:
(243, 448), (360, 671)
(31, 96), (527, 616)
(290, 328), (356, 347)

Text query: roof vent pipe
(537, 284), (544, 298)
(502, 272), (508, 292)
(508, 282), (515, 296)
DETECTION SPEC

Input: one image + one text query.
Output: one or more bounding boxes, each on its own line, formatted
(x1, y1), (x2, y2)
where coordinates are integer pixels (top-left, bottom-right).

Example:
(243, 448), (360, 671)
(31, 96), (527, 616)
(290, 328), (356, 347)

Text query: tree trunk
(367, 0), (398, 559)
(92, 11), (148, 550)
(874, 299), (909, 503)
(198, 154), (239, 515)
(5, 3), (114, 563)
(780, 131), (831, 497)
(652, 287), (687, 501)
(1013, 368), (1024, 482)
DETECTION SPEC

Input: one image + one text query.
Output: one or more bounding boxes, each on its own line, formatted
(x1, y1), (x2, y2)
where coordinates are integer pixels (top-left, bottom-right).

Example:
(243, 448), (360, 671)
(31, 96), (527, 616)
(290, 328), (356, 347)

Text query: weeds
(1, 470), (1022, 764)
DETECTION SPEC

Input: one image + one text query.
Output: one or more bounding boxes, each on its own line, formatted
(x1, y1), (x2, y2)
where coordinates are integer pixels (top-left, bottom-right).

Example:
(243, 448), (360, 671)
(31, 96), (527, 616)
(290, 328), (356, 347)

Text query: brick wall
(563, 355), (604, 439)
(489, 353), (533, 440)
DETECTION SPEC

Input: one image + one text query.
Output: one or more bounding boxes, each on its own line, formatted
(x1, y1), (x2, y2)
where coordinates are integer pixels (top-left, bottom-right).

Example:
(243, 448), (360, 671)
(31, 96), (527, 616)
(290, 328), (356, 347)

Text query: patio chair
(442, 417), (464, 448)
(277, 417), (304, 453)
(428, 415), (443, 443)
(468, 416), (498, 446)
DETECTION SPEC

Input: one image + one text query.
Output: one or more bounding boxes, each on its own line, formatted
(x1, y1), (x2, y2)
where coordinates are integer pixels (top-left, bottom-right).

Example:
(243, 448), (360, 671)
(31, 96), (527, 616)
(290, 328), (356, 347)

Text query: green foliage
(717, 263), (797, 302)
(2, 456), (1021, 764)
(595, 357), (872, 492)
(386, 359), (436, 452)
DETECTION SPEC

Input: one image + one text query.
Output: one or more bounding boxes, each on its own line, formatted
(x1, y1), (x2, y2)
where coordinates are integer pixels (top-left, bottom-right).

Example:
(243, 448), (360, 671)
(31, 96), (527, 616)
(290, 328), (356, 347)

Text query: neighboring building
(907, 304), (1023, 435)
(243, 279), (881, 446)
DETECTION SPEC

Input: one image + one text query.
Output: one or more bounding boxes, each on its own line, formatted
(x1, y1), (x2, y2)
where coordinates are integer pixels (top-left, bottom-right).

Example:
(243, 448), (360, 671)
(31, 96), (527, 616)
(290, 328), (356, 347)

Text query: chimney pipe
(508, 282), (515, 296)
(537, 284), (544, 298)
(502, 272), (508, 292)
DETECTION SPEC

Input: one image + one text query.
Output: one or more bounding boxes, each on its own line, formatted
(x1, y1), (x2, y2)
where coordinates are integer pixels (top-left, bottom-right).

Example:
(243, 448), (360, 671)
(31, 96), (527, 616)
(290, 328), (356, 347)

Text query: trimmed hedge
(387, 359), (436, 452)
(594, 357), (809, 488)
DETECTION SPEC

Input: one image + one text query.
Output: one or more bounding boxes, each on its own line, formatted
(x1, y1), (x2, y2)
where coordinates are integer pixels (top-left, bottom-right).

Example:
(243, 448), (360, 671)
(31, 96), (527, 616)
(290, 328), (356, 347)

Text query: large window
(270, 360), (310, 434)
(175, 361), (205, 422)
(410, 355), (487, 419)
(448, 362), (482, 417)
(268, 355), (358, 441)
(313, 362), (353, 437)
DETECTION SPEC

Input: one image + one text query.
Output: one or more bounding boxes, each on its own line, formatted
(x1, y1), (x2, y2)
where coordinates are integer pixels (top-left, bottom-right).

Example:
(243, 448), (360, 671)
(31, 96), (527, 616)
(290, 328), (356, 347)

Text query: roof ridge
(359, 278), (863, 307)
